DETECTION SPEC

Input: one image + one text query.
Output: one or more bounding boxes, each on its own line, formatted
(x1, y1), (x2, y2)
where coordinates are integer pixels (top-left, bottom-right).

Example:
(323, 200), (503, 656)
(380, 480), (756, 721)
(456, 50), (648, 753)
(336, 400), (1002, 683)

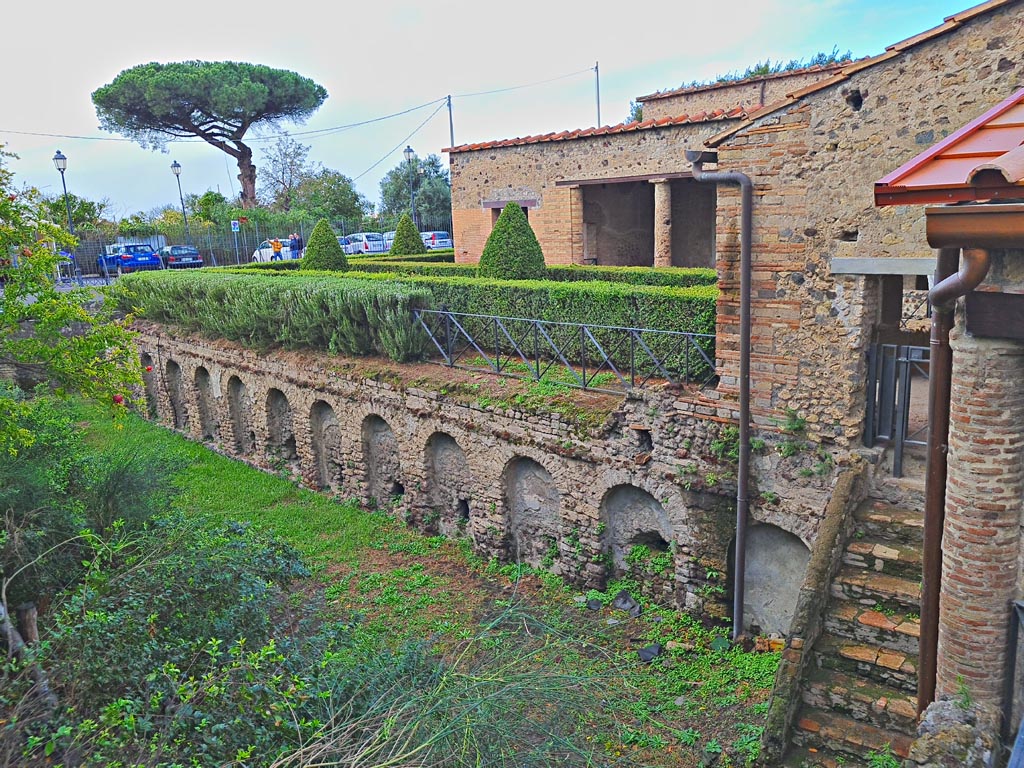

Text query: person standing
(270, 237), (283, 261)
(288, 233), (299, 260)
(295, 232), (304, 258)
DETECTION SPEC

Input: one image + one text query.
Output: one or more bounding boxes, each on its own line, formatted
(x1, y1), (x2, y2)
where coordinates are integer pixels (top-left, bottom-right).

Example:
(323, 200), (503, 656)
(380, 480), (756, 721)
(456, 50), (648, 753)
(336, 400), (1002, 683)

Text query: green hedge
(339, 261), (716, 288)
(110, 270), (432, 361)
(349, 249), (455, 263)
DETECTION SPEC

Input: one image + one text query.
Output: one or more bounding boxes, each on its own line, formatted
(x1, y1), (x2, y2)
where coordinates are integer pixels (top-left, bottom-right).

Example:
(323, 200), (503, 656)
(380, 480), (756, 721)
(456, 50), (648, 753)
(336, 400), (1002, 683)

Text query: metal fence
(414, 308), (716, 393)
(864, 343), (930, 477)
(66, 214), (454, 276)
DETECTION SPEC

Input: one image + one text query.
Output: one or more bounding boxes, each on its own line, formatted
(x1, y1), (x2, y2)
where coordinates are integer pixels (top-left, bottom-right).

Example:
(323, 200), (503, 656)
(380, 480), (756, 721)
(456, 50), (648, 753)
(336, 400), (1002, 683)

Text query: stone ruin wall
(134, 323), (846, 633)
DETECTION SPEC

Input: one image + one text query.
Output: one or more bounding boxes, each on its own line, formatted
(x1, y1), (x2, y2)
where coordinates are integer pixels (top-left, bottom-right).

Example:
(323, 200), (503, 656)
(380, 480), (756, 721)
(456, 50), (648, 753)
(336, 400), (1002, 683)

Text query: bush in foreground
(389, 212), (427, 256)
(478, 202), (546, 280)
(301, 219), (349, 272)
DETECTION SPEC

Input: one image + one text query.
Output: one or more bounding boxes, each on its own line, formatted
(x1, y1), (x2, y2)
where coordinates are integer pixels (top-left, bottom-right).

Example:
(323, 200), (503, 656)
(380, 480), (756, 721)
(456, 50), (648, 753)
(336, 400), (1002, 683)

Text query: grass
(77, 404), (779, 767)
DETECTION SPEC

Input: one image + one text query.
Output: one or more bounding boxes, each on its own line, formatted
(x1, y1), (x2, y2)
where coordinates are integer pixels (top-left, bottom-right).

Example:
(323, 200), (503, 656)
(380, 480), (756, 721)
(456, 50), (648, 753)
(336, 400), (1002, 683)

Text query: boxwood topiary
(301, 219), (349, 272)
(478, 202), (546, 280)
(389, 212), (427, 256)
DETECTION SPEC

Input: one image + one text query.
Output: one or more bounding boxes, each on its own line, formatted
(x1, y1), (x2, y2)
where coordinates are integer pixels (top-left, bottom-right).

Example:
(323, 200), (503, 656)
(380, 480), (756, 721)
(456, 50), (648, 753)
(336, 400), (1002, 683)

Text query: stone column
(937, 327), (1024, 710)
(651, 178), (672, 268)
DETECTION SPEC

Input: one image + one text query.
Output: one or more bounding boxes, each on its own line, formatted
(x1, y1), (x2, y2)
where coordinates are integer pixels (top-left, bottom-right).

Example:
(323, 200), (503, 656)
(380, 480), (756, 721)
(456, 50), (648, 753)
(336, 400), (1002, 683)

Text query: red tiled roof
(444, 106), (752, 155)
(635, 62), (849, 104)
(874, 87), (1024, 206)
(706, 0), (1019, 149)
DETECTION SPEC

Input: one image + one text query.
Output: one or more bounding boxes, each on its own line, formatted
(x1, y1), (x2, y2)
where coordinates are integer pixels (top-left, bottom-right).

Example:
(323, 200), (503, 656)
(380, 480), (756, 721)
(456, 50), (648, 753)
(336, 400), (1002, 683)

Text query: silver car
(345, 232), (388, 255)
(421, 231), (453, 250)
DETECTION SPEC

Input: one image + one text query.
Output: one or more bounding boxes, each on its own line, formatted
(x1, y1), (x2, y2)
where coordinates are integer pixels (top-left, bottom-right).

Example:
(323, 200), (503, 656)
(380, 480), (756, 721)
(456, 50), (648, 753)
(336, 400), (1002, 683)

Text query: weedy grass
(77, 404), (778, 767)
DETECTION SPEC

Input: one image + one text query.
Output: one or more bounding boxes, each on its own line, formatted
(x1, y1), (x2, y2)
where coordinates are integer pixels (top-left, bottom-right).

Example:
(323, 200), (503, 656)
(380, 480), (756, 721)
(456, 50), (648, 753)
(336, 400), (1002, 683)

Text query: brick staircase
(784, 486), (925, 767)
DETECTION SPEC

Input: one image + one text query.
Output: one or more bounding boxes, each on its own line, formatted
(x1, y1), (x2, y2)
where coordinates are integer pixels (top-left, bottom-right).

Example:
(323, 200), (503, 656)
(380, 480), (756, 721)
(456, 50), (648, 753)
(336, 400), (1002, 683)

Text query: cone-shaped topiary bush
(478, 202), (546, 280)
(389, 213), (427, 256)
(301, 219), (349, 271)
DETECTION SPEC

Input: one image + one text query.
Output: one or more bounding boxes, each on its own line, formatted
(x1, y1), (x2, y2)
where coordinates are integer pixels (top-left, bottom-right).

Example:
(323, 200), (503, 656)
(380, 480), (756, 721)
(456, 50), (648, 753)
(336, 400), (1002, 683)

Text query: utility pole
(595, 61), (601, 127)
(447, 95), (455, 148)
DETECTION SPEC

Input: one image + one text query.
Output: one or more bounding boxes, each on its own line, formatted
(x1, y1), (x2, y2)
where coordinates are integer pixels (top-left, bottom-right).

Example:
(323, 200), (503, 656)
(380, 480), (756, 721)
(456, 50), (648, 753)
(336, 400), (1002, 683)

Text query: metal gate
(864, 343), (930, 477)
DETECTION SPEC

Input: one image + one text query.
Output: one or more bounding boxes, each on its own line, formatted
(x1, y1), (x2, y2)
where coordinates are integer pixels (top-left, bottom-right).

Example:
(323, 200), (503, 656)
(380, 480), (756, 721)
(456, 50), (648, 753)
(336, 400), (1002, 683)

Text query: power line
(352, 101), (448, 182)
(453, 66), (595, 98)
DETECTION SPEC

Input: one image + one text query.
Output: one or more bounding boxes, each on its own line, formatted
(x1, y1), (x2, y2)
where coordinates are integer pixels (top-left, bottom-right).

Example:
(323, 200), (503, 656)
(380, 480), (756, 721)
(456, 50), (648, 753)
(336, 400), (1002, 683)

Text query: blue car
(101, 243), (163, 274)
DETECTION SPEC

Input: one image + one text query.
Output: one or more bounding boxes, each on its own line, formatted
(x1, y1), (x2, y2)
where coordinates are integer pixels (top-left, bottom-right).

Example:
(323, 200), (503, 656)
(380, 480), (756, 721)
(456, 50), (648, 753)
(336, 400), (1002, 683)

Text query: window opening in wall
(457, 498), (470, 527)
(390, 481), (405, 497)
(633, 427), (653, 452)
(845, 88), (864, 111)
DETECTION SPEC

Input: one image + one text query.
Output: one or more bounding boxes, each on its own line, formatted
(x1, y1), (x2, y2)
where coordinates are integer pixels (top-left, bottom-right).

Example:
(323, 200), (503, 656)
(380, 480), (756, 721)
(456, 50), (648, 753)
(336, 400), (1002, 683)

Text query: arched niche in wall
(310, 400), (343, 491)
(502, 456), (560, 568)
(361, 414), (403, 507)
(736, 524), (810, 637)
(226, 375), (255, 455)
(165, 359), (189, 430)
(599, 484), (673, 574)
(424, 432), (471, 537)
(194, 366), (219, 442)
(266, 388), (297, 463)
(139, 352), (158, 419)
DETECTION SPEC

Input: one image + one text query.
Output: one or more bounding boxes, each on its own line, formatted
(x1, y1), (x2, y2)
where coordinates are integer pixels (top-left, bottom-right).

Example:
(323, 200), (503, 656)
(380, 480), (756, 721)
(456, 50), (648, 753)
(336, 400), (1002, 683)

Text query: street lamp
(170, 160), (192, 245)
(52, 149), (83, 285)
(403, 145), (417, 227)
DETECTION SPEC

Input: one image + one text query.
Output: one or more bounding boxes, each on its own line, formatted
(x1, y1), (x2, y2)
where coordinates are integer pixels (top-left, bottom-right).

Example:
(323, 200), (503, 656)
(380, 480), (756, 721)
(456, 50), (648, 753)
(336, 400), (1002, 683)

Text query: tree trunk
(236, 143), (257, 209)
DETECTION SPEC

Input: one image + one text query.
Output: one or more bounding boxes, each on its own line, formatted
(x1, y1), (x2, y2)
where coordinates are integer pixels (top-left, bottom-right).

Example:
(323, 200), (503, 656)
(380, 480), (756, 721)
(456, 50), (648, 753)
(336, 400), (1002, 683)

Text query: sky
(1, 0), (981, 219)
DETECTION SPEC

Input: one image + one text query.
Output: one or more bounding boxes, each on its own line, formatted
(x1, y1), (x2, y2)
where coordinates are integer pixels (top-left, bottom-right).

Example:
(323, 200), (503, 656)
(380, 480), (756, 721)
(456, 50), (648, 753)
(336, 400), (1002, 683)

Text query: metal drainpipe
(919, 246), (991, 713)
(686, 151), (753, 641)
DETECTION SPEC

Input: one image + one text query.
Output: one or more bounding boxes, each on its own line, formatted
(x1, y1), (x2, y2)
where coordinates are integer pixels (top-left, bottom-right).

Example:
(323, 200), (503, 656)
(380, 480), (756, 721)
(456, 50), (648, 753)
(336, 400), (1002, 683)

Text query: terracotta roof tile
(444, 107), (756, 154)
(875, 87), (1024, 206)
(707, 0), (1019, 149)
(635, 62), (848, 103)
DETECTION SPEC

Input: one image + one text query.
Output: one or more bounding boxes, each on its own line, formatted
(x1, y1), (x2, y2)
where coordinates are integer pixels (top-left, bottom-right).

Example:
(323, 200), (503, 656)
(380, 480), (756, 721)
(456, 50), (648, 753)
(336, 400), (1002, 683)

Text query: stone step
(823, 599), (921, 655)
(844, 535), (922, 580)
(792, 706), (914, 762)
(831, 566), (921, 612)
(813, 632), (919, 694)
(853, 499), (924, 546)
(803, 668), (919, 733)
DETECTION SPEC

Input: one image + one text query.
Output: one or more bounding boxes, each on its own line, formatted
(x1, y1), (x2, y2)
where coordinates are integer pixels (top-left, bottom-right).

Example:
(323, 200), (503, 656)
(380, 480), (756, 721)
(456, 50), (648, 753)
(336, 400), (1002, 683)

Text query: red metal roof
(874, 87), (1024, 206)
(444, 106), (753, 155)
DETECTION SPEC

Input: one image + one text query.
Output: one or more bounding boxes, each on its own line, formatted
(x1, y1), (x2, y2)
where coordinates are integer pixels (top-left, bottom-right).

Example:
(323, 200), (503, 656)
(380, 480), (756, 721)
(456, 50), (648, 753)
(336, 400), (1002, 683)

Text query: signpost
(231, 220), (241, 264)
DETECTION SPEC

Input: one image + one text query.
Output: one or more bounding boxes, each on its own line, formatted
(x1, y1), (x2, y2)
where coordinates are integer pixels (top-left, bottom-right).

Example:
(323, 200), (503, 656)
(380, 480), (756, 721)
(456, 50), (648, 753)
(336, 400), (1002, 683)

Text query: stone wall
(133, 323), (846, 629)
(708, 3), (1024, 446)
(638, 65), (845, 121)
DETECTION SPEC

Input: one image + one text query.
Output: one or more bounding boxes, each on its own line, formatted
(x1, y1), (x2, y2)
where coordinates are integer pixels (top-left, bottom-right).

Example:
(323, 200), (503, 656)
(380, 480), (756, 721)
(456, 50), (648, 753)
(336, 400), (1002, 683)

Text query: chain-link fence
(68, 213), (454, 276)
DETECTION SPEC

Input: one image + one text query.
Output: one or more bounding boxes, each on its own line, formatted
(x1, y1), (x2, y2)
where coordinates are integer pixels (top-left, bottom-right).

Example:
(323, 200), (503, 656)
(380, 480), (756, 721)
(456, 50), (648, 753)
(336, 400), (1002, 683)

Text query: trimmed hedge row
(336, 260), (717, 288)
(110, 270), (432, 361)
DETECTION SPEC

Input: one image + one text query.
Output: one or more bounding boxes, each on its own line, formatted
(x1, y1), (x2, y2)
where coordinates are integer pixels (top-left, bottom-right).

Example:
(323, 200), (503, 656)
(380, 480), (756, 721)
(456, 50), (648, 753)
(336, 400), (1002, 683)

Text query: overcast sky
(2, 0), (977, 219)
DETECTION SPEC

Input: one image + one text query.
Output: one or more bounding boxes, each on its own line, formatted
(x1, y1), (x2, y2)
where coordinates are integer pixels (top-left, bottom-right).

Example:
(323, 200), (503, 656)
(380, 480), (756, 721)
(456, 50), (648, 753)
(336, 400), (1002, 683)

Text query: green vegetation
(478, 202), (546, 280)
(110, 270), (430, 361)
(672, 47), (853, 93)
(300, 218), (349, 271)
(389, 212), (428, 256)
(866, 744), (902, 768)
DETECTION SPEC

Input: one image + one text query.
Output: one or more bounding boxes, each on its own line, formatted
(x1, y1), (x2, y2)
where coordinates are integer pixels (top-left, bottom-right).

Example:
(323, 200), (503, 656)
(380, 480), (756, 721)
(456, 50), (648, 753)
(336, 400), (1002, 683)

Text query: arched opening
(502, 456), (560, 569)
(733, 524), (810, 636)
(424, 432), (472, 536)
(310, 400), (343, 491)
(165, 359), (189, 430)
(361, 414), (402, 507)
(194, 366), (218, 441)
(266, 388), (297, 463)
(599, 484), (673, 574)
(140, 352), (158, 419)
(226, 375), (255, 455)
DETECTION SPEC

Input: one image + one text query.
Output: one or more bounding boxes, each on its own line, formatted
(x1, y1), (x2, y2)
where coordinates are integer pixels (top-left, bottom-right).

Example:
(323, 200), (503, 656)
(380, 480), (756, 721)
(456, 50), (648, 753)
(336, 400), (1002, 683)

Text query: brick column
(651, 178), (672, 268)
(937, 327), (1024, 709)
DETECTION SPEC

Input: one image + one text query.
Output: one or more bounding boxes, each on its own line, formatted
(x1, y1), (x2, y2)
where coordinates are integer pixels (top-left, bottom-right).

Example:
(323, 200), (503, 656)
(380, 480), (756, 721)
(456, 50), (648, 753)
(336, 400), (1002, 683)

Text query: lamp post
(52, 150), (83, 286)
(170, 160), (192, 246)
(403, 145), (417, 227)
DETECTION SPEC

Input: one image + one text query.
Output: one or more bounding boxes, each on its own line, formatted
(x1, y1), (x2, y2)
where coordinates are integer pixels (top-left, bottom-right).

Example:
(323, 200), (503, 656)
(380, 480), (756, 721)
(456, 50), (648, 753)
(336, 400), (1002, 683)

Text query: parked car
(251, 238), (292, 263)
(159, 244), (204, 269)
(337, 235), (353, 253)
(383, 231), (396, 250)
(421, 231), (453, 250)
(345, 232), (388, 255)
(100, 243), (162, 274)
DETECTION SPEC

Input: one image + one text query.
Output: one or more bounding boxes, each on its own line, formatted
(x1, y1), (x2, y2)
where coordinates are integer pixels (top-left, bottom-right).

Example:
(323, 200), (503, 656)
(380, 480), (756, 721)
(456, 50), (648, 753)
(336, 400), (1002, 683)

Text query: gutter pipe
(919, 245), (991, 713)
(686, 150), (753, 641)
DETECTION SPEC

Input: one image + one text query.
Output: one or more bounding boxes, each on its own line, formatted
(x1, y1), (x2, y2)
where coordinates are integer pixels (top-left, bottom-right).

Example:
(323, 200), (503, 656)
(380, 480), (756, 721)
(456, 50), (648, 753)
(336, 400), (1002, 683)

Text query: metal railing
(413, 308), (716, 393)
(864, 343), (930, 477)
